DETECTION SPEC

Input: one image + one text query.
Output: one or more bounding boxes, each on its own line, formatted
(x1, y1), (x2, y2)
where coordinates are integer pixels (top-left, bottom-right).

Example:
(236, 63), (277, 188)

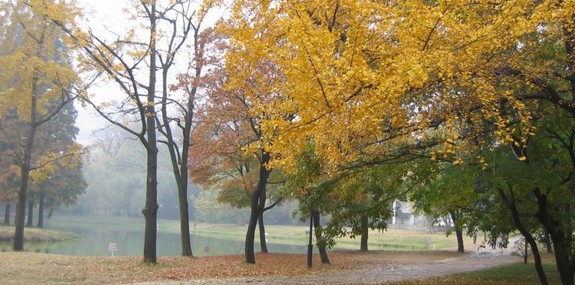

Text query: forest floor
(0, 248), (523, 285)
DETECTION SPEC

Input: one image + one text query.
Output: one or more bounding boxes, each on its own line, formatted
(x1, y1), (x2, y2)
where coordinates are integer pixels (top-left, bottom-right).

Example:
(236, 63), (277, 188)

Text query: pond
(0, 219), (307, 256)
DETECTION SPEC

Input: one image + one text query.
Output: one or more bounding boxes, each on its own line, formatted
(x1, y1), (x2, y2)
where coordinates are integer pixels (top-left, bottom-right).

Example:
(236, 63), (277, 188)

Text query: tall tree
(35, 102), (85, 227)
(411, 163), (480, 253)
(154, 0), (220, 257)
(284, 144), (333, 265)
(190, 21), (290, 263)
(0, 0), (81, 251)
(189, 78), (283, 263)
(36, 0), (219, 263)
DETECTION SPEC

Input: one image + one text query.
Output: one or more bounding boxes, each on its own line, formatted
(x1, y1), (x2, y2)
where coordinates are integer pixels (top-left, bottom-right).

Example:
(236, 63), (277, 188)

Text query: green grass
(46, 214), (468, 251)
(0, 225), (77, 242)
(389, 262), (561, 285)
(47, 215), (144, 231)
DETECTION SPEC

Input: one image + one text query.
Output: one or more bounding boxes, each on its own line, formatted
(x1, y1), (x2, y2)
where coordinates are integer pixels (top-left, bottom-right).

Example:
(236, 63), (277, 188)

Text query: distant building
(388, 200), (452, 232)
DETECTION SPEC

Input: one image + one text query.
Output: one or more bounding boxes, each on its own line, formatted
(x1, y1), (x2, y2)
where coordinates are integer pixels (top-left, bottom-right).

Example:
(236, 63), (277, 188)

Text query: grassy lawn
(0, 225), (76, 242)
(46, 214), (470, 251)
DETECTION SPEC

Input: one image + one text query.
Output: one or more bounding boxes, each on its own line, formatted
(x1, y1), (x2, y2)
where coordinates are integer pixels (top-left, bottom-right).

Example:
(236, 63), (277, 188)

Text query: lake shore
(0, 226), (76, 242)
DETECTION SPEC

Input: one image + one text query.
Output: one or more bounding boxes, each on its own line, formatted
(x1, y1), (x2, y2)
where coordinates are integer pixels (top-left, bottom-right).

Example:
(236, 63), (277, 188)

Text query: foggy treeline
(63, 126), (300, 225)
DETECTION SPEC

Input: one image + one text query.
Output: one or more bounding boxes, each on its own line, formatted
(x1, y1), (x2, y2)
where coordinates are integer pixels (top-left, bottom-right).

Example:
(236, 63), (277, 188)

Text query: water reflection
(0, 227), (305, 256)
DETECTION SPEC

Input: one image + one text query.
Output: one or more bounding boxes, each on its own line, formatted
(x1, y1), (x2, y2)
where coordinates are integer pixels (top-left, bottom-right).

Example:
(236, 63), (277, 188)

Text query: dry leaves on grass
(0, 250), (463, 284)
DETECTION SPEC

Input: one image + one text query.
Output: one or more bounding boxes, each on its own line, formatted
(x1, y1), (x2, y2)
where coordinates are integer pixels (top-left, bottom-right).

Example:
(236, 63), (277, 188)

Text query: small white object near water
(109, 242), (118, 257)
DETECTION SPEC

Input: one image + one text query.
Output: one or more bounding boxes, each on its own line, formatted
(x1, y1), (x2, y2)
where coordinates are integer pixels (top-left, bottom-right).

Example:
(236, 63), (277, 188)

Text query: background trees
(0, 0), (83, 251)
(79, 126), (198, 219)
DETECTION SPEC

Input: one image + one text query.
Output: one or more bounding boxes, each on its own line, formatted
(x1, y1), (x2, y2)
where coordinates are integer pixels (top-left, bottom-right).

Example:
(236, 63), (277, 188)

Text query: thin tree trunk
(360, 214), (368, 252)
(245, 205), (259, 263)
(244, 152), (271, 264)
(176, 189), (192, 256)
(37, 189), (45, 228)
(449, 210), (464, 253)
(258, 188), (269, 253)
(307, 212), (313, 268)
(258, 211), (268, 253)
(26, 200), (34, 227)
(142, 2), (159, 264)
(14, 77), (39, 251)
(312, 210), (330, 264)
(498, 187), (548, 285)
(142, 125), (159, 264)
(533, 189), (574, 285)
(4, 204), (10, 225)
(159, 31), (196, 257)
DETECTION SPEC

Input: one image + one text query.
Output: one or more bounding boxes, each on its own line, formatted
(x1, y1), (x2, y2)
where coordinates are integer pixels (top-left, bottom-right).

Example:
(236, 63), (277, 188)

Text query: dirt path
(136, 251), (521, 285)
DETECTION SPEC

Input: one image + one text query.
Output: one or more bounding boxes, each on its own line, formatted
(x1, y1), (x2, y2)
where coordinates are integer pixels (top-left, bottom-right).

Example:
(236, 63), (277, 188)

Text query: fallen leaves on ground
(0, 250), (463, 284)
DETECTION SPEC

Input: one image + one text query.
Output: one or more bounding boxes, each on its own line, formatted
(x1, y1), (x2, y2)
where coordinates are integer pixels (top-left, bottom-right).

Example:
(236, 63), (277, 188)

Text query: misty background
(60, 125), (301, 225)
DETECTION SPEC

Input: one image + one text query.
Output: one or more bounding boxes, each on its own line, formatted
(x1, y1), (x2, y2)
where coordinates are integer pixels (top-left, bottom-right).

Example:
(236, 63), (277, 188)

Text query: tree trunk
(159, 31), (196, 258)
(142, 3), (159, 264)
(26, 200), (34, 227)
(498, 187), (548, 285)
(258, 211), (268, 253)
(307, 213), (313, 268)
(524, 231), (548, 285)
(534, 189), (574, 285)
(360, 214), (369, 252)
(244, 152), (271, 264)
(4, 204), (10, 225)
(550, 237), (575, 285)
(14, 78), (39, 251)
(449, 210), (464, 253)
(142, 138), (159, 264)
(533, 189), (574, 285)
(258, 187), (269, 253)
(245, 201), (259, 264)
(177, 188), (192, 256)
(37, 189), (45, 228)
(312, 210), (330, 264)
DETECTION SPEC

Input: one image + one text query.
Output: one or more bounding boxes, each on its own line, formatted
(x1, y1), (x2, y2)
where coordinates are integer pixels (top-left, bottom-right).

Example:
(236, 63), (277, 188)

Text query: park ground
(0, 249), (560, 284)
(0, 216), (562, 284)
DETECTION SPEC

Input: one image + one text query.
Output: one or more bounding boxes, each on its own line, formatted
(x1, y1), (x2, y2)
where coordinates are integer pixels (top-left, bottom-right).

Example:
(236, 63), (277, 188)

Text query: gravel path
(137, 251), (521, 285)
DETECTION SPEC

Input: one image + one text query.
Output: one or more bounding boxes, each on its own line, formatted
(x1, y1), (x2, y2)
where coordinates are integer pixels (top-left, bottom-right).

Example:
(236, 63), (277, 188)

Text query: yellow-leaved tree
(0, 0), (83, 251)
(224, 1), (575, 284)
(224, 0), (539, 170)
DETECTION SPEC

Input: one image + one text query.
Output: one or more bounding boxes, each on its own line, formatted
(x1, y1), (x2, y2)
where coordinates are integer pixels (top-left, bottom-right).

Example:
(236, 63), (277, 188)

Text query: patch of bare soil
(0, 250), (515, 284)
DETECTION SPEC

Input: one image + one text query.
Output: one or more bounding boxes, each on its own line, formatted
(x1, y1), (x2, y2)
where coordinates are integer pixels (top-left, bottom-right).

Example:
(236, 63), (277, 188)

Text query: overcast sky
(73, 0), (129, 144)
(73, 0), (224, 145)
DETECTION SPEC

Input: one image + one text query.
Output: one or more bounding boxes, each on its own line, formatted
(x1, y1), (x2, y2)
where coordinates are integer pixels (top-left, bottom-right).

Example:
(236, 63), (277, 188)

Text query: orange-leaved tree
(189, 27), (289, 263)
